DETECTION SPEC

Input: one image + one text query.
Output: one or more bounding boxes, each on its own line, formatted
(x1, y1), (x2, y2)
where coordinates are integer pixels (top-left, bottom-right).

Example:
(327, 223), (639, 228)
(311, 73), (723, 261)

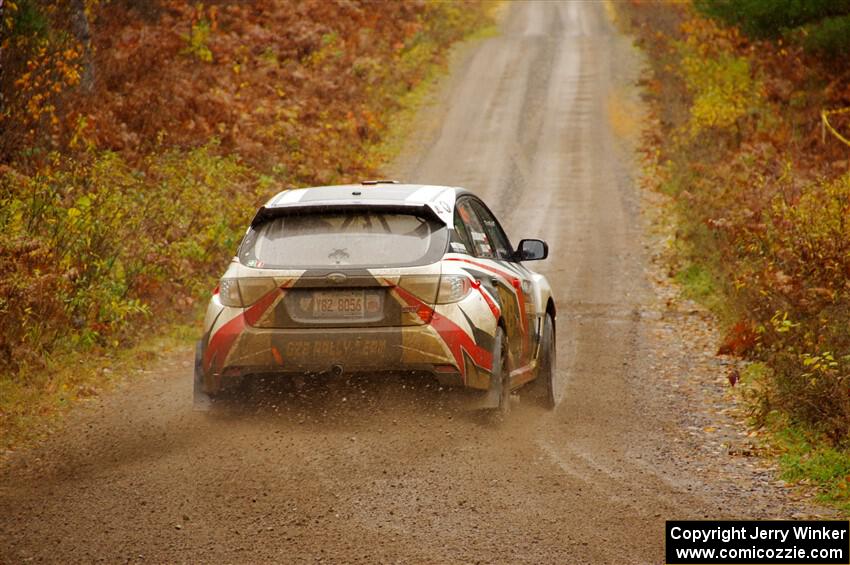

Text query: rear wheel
(528, 313), (557, 409)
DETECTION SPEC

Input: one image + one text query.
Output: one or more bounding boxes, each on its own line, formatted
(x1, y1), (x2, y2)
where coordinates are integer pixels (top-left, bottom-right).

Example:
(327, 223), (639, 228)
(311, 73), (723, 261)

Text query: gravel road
(0, 2), (827, 563)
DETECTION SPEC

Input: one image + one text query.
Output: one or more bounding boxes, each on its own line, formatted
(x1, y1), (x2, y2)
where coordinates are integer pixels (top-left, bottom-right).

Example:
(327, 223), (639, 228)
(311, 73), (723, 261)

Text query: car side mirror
(515, 239), (548, 261)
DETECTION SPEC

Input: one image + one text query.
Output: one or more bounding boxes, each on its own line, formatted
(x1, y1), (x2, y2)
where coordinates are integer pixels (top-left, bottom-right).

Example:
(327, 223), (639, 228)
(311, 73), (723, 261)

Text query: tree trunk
(70, 0), (95, 93)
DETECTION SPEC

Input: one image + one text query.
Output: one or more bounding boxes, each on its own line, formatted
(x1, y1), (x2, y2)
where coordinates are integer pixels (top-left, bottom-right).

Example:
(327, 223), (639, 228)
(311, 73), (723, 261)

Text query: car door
(454, 197), (531, 375)
(467, 199), (536, 374)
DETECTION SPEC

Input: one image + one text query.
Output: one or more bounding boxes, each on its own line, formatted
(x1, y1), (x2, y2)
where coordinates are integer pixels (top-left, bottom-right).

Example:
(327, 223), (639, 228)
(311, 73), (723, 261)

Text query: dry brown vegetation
(0, 0), (491, 442)
(621, 0), (850, 510)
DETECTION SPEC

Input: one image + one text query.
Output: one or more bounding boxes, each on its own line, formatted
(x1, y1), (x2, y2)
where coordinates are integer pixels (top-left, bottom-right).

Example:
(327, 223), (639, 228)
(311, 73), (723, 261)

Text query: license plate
(313, 290), (365, 317)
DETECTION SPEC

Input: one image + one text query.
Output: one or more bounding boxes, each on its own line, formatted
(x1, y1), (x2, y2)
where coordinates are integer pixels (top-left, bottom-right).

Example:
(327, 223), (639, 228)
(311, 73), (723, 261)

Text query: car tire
(528, 313), (557, 410)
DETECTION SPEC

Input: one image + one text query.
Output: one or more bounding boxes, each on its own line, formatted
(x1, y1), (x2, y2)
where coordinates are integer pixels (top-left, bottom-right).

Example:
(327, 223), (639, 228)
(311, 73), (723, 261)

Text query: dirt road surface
(0, 2), (826, 564)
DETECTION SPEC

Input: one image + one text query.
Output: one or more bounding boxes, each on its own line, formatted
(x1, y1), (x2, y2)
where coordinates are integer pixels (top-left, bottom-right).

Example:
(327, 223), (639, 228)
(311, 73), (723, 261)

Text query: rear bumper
(205, 323), (464, 381)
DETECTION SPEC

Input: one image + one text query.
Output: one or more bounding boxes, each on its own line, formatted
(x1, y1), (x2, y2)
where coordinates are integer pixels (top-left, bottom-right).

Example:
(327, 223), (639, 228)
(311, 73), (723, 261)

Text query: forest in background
(621, 0), (850, 511)
(0, 0), (491, 445)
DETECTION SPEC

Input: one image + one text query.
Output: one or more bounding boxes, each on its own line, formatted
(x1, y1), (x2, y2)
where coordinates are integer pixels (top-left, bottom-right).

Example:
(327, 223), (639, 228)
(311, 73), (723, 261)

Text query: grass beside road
(0, 323), (197, 452)
(776, 425), (850, 515)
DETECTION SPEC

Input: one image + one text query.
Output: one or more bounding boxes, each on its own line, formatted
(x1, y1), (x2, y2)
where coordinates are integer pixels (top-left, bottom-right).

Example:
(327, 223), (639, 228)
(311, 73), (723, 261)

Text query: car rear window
(238, 211), (448, 268)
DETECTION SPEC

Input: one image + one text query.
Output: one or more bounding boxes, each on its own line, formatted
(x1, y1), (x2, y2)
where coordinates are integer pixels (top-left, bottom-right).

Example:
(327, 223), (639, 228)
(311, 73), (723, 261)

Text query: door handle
(490, 277), (499, 286)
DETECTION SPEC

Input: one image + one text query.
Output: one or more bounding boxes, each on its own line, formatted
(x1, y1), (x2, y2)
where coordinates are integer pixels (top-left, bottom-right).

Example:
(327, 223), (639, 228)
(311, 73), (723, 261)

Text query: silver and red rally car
(194, 181), (558, 412)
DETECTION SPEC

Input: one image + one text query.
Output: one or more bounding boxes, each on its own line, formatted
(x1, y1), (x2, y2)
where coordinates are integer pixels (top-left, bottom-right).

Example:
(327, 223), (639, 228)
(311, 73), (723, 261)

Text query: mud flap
(193, 339), (212, 411)
(477, 330), (504, 410)
(525, 313), (557, 409)
(479, 377), (502, 409)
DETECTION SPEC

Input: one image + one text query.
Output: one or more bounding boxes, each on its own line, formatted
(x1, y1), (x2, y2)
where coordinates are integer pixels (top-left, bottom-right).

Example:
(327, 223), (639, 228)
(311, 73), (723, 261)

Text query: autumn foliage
(0, 1), (490, 380)
(625, 1), (850, 446)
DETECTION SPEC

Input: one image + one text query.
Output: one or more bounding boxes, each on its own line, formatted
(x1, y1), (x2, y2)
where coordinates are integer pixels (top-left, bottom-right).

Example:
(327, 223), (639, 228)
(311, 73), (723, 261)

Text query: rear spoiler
(249, 201), (445, 228)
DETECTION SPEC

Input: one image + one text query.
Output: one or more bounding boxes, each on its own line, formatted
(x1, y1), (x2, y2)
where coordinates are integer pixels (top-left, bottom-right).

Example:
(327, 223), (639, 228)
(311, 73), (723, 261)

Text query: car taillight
(219, 279), (242, 307)
(218, 278), (278, 307)
(397, 275), (440, 304)
(239, 278), (278, 305)
(437, 275), (472, 304)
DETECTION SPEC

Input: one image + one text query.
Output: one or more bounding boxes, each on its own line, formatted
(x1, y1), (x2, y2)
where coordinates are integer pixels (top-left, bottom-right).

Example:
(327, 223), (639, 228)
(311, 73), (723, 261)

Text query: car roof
(262, 183), (470, 225)
(267, 183), (462, 207)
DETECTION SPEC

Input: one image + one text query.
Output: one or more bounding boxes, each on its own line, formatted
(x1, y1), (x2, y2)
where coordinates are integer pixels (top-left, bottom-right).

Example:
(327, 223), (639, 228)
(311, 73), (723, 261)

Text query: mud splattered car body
(196, 182), (556, 407)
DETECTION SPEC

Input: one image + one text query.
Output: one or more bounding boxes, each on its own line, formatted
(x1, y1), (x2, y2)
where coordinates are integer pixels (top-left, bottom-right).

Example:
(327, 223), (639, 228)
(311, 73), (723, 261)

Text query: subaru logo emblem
(327, 273), (347, 284)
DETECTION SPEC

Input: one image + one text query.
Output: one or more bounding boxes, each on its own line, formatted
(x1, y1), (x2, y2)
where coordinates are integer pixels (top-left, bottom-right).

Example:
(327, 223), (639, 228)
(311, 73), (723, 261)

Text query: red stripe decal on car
(203, 286), (285, 373)
(392, 286), (494, 378)
(445, 257), (530, 346)
(470, 278), (501, 320)
(444, 257), (517, 283)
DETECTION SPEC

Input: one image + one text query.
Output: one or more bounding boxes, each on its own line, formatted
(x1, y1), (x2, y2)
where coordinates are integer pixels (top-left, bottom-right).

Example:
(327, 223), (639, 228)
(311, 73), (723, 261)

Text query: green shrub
(0, 145), (256, 371)
(801, 14), (850, 56)
(9, 0), (50, 38)
(694, 0), (850, 55)
(694, 0), (850, 38)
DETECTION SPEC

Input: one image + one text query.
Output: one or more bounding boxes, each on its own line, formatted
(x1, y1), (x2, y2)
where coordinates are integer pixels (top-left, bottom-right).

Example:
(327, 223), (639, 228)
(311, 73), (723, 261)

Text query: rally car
(194, 181), (558, 413)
